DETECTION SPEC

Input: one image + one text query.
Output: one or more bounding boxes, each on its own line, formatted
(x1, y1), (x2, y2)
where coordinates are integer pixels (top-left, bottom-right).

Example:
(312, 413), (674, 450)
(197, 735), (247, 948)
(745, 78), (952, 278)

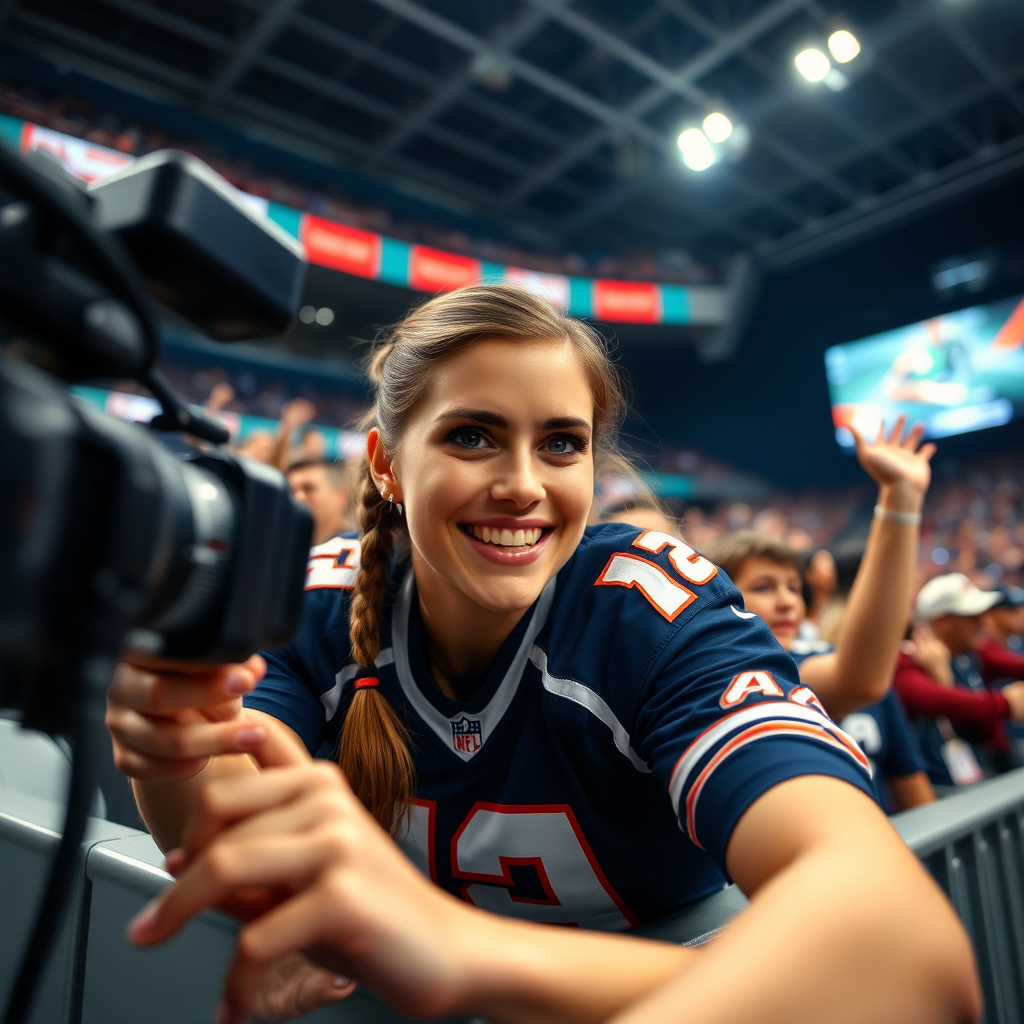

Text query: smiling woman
(108, 286), (979, 1024)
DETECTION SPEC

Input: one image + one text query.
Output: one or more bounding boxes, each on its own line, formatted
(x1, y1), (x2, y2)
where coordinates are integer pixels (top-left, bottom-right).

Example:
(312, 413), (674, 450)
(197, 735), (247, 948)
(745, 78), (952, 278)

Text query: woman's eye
(542, 434), (585, 455)
(448, 428), (490, 449)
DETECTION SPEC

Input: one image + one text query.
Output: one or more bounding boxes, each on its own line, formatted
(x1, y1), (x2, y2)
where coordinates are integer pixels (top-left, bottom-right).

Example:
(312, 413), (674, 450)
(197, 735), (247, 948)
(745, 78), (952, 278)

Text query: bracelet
(874, 504), (922, 525)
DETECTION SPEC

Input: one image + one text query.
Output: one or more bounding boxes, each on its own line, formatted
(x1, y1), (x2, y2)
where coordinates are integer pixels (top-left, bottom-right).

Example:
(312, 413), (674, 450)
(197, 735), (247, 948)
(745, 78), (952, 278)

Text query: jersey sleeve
(246, 537), (360, 755)
(628, 556), (874, 870)
(879, 690), (924, 780)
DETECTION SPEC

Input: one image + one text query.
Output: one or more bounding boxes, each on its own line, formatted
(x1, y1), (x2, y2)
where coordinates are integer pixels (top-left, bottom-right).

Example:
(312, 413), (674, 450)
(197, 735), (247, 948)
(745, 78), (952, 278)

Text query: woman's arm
(609, 776), (978, 1024)
(799, 418), (934, 720)
(133, 756), (980, 1024)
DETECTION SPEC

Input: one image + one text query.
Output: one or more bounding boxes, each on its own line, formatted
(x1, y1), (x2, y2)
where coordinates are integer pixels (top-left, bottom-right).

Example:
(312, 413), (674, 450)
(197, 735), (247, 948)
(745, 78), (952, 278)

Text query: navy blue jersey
(789, 644), (923, 809)
(249, 524), (872, 930)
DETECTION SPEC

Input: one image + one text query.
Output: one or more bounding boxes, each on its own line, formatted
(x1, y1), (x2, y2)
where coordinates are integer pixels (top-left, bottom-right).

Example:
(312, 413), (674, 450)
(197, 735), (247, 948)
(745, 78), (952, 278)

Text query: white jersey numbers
(399, 802), (635, 930)
(596, 553), (696, 621)
(594, 529), (718, 620)
(632, 530), (718, 585)
(305, 537), (360, 590)
(720, 671), (784, 708)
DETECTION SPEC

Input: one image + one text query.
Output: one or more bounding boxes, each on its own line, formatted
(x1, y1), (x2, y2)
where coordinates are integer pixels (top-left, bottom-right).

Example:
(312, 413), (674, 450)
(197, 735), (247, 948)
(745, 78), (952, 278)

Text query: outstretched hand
(851, 416), (935, 498)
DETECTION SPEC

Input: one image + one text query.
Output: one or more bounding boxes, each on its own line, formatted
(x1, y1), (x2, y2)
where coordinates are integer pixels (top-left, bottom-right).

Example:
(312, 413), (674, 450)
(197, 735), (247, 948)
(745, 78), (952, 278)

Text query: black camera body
(0, 143), (313, 731)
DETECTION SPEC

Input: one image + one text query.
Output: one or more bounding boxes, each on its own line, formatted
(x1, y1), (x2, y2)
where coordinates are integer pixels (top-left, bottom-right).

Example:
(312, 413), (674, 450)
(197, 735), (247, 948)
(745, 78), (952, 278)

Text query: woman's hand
(128, 762), (475, 1024)
(106, 655), (269, 782)
(249, 952), (355, 1022)
(851, 415), (935, 508)
(902, 624), (954, 687)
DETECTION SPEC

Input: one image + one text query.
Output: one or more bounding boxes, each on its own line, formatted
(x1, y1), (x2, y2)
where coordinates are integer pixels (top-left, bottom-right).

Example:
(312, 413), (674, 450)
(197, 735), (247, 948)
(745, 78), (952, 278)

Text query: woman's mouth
(458, 523), (553, 565)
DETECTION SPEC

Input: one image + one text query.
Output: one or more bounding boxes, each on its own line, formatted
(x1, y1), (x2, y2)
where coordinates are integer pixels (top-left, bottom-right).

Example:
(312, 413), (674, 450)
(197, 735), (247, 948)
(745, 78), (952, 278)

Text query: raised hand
(850, 416), (935, 501)
(901, 623), (953, 687)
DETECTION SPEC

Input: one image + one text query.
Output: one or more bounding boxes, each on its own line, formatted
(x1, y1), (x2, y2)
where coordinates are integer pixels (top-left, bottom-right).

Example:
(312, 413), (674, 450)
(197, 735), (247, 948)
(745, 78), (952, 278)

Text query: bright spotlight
(299, 304), (316, 324)
(677, 128), (716, 171)
(702, 112), (733, 143)
(795, 48), (831, 82)
(828, 29), (861, 63)
(315, 307), (335, 326)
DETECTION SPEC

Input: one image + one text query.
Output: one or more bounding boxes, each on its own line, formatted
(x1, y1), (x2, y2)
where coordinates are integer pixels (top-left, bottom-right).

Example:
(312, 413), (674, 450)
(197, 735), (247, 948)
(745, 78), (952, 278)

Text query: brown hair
(704, 530), (805, 582)
(342, 284), (630, 834)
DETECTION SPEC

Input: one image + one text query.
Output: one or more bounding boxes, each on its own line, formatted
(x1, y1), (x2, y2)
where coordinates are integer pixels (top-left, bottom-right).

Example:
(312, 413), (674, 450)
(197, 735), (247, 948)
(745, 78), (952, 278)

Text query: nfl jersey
(790, 644), (924, 809)
(248, 523), (872, 930)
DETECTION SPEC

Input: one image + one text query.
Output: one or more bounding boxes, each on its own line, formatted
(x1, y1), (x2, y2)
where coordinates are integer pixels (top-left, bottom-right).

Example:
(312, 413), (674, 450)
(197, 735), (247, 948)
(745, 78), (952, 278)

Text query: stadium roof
(3, 0), (1024, 270)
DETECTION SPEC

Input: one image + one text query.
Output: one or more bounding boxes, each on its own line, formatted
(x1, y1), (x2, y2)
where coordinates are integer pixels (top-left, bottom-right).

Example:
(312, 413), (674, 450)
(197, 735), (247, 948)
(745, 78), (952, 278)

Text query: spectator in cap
(286, 457), (352, 546)
(895, 573), (1024, 788)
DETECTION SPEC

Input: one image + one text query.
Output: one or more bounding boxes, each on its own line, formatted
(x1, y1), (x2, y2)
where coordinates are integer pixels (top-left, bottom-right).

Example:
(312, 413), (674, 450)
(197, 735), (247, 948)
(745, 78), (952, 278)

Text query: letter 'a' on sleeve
(633, 580), (874, 869)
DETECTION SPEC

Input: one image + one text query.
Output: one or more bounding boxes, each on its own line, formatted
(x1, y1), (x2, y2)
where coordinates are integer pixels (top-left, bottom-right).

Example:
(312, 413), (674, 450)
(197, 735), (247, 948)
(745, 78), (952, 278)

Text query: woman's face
(382, 337), (595, 616)
(731, 556), (806, 651)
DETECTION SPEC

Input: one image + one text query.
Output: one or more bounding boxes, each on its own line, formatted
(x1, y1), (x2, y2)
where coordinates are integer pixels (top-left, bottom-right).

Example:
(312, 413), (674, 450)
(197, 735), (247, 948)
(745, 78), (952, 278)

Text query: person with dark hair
(285, 457), (351, 546)
(108, 286), (976, 1024)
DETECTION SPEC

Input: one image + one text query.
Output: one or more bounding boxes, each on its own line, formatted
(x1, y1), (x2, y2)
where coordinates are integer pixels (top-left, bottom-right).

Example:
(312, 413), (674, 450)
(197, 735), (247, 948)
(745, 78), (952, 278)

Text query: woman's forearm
(829, 480), (924, 714)
(608, 779), (978, 1024)
(450, 911), (694, 1024)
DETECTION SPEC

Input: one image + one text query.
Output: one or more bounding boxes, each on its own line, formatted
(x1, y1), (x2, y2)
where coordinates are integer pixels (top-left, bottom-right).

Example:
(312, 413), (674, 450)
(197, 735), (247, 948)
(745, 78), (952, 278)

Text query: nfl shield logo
(450, 715), (482, 756)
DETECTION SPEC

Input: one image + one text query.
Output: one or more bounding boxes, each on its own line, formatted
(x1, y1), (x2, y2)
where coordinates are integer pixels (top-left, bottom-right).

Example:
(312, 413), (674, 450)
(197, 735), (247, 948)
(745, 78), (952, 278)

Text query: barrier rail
(3, 768), (1024, 1022)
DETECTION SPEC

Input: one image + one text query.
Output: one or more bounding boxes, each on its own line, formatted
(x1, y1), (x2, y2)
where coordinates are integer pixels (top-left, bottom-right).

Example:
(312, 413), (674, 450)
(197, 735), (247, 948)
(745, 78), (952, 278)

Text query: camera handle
(146, 366), (230, 445)
(2, 653), (111, 1024)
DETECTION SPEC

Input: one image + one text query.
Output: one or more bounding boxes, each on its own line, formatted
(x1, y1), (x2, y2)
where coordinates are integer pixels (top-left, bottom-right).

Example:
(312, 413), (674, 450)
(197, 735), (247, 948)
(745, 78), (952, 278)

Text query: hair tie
(354, 675), (380, 689)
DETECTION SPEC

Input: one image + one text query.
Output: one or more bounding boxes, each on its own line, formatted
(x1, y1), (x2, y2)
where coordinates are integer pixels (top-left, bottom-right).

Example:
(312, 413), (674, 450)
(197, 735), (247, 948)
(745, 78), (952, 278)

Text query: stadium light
(702, 111), (733, 144)
(315, 307), (335, 326)
(677, 128), (716, 171)
(795, 47), (831, 82)
(827, 29), (861, 63)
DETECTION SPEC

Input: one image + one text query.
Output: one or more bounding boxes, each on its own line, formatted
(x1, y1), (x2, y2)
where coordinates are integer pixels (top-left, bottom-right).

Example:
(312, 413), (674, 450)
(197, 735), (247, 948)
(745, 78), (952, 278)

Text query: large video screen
(825, 293), (1024, 449)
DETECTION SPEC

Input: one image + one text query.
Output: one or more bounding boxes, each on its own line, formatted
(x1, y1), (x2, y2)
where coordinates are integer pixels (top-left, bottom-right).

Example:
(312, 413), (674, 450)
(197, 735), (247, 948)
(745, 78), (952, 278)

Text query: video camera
(0, 144), (314, 1022)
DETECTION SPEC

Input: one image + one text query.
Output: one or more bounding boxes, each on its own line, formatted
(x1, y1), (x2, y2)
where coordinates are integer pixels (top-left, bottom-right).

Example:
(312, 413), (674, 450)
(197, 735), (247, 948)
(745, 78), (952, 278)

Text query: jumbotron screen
(825, 293), (1024, 449)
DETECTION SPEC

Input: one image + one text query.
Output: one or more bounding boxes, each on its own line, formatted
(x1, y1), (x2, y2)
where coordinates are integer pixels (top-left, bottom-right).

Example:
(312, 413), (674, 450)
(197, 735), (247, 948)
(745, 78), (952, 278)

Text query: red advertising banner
(301, 217), (381, 278)
(409, 245), (481, 292)
(592, 280), (661, 323)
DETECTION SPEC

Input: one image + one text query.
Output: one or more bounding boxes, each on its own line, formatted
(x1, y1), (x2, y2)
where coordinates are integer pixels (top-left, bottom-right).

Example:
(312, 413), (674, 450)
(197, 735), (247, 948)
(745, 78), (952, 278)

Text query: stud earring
(387, 492), (394, 503)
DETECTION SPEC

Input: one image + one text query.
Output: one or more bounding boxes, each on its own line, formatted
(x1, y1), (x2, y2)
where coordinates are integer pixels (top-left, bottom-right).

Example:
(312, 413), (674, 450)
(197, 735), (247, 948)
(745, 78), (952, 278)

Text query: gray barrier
(4, 768), (1024, 1023)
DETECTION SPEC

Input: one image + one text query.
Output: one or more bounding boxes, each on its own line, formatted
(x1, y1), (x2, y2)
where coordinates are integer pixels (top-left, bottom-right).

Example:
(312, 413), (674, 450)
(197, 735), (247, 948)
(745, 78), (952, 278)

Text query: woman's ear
(367, 428), (402, 503)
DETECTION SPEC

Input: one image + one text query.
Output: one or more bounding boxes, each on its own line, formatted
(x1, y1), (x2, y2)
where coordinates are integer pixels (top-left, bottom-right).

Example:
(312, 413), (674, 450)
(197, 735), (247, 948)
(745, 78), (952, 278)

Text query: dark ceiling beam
(362, 4), (555, 171)
(560, 0), (948, 240)
(936, 13), (1024, 119)
(203, 0), (305, 111)
(758, 129), (1024, 271)
(359, 0), (810, 229)
(566, 53), (1024, 251)
(85, 0), (586, 208)
(499, 0), (811, 209)
(4, 7), (540, 228)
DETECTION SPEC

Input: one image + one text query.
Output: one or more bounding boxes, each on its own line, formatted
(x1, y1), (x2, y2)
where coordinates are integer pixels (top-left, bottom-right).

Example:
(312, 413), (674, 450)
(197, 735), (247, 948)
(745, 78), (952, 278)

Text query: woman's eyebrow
(435, 410), (592, 431)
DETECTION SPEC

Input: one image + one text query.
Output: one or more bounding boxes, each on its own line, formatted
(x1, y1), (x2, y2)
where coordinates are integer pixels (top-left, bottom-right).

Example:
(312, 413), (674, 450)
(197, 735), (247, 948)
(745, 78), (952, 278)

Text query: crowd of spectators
(0, 78), (716, 285)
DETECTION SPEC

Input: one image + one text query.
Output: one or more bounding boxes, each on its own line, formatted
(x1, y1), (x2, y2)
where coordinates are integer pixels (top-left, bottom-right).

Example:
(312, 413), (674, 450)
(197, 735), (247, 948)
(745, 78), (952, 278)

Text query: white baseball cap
(915, 573), (1001, 621)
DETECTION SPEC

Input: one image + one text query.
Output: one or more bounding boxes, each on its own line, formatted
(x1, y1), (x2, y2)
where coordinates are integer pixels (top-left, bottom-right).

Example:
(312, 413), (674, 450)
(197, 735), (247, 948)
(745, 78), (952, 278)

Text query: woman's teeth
(469, 525), (543, 547)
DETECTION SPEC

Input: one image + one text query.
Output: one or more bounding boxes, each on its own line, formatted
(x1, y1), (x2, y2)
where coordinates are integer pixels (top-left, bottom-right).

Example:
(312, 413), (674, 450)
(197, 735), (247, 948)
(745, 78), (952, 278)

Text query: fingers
(220, 887), (343, 1024)
(107, 707), (267, 763)
(918, 442), (937, 463)
(249, 952), (354, 1023)
(179, 763), (342, 859)
(903, 421), (925, 451)
(248, 714), (312, 771)
(109, 659), (261, 715)
(886, 415), (907, 446)
(129, 833), (336, 947)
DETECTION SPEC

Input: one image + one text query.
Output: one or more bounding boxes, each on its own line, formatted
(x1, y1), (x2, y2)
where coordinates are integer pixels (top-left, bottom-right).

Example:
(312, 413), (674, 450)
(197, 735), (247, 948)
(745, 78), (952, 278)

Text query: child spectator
(896, 573), (1024, 786)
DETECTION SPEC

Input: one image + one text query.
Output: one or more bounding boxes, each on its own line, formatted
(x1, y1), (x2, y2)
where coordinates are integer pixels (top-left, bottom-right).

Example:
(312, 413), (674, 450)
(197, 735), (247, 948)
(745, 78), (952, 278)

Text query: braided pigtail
(339, 460), (416, 837)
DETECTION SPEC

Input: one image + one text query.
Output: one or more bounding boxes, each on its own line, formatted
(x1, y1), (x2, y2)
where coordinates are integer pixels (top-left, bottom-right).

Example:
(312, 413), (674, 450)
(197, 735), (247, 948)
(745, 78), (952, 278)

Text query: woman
(110, 286), (978, 1024)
